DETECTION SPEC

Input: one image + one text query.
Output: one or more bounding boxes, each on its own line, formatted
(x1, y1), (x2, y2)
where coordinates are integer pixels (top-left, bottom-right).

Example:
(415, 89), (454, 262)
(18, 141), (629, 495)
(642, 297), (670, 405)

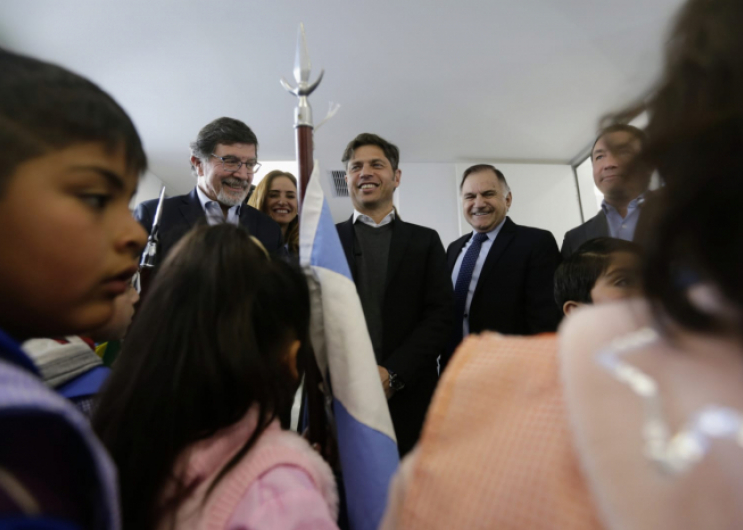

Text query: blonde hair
(248, 170), (299, 255)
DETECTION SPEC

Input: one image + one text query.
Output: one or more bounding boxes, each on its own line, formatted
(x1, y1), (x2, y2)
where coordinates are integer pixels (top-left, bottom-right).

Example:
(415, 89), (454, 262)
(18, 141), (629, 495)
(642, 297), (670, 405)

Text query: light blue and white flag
(300, 161), (399, 530)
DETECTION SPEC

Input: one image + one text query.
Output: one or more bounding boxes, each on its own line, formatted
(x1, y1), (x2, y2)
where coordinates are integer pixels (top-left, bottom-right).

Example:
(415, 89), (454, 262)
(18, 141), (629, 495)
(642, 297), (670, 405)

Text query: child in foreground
(554, 237), (642, 316)
(0, 48), (147, 527)
(93, 224), (339, 530)
(23, 274), (140, 415)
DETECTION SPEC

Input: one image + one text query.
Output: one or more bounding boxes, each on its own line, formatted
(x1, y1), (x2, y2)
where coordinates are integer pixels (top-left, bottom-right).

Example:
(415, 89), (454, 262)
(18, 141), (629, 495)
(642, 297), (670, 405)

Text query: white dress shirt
(196, 186), (241, 226)
(451, 217), (507, 337)
(353, 208), (396, 228)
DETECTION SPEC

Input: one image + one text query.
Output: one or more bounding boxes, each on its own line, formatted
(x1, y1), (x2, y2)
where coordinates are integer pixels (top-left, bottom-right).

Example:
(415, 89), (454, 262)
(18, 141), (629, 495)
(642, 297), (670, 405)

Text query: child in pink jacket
(93, 225), (339, 530)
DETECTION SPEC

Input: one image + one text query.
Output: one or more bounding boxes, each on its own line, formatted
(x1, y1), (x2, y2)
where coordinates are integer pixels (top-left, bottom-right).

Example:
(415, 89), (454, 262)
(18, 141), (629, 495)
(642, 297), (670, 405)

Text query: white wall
(396, 163), (460, 246)
(454, 162), (582, 244)
(575, 157), (600, 220)
(131, 171), (165, 208)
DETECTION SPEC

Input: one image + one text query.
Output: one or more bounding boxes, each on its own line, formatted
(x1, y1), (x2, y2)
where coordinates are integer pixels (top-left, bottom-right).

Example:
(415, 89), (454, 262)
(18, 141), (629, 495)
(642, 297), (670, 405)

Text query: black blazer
(134, 188), (283, 264)
(561, 210), (609, 259)
(445, 217), (562, 365)
(337, 216), (453, 455)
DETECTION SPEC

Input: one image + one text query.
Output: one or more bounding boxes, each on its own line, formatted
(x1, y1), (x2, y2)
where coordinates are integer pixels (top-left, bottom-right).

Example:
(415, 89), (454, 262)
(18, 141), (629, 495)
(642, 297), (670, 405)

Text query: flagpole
(281, 23), (324, 208)
(281, 23), (328, 449)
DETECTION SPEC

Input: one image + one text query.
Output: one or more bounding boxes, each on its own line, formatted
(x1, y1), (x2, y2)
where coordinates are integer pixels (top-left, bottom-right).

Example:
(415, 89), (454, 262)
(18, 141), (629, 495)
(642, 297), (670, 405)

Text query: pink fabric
(227, 465), (338, 530)
(158, 408), (338, 530)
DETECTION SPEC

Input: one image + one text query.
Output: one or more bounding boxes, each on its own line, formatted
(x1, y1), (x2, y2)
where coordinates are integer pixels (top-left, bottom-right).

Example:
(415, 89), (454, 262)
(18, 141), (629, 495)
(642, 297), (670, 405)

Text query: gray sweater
(353, 221), (394, 362)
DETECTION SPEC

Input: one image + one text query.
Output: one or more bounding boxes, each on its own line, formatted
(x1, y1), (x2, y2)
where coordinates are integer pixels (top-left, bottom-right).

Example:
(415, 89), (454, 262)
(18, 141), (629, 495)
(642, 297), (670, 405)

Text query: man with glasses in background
(134, 117), (283, 263)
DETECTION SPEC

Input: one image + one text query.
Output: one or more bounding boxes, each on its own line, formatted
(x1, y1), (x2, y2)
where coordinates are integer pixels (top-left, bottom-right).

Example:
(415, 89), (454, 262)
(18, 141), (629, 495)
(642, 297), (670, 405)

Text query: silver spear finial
(281, 23), (324, 127)
(294, 23), (311, 86)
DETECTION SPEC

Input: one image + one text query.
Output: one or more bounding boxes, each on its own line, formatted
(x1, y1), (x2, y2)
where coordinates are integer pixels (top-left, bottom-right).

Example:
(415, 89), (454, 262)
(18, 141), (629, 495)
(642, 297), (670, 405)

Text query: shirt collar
(471, 216), (507, 241)
(353, 208), (396, 228)
(195, 185), (242, 217)
(601, 192), (646, 214)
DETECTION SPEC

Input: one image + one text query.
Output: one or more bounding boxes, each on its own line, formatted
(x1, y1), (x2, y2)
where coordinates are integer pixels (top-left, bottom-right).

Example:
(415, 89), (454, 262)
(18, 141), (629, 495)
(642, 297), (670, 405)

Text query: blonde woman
(248, 170), (299, 257)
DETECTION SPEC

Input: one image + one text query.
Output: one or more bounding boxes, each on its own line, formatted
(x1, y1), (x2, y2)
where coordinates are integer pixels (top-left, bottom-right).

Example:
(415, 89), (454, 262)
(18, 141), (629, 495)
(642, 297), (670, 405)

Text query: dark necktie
(452, 232), (489, 340)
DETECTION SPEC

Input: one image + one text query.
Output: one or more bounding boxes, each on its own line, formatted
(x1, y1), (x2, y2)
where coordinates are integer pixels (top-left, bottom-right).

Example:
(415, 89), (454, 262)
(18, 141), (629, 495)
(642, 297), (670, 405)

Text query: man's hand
(378, 365), (393, 399)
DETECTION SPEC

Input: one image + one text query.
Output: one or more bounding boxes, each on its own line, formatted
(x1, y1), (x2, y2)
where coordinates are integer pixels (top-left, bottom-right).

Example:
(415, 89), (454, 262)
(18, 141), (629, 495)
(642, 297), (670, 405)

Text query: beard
(217, 177), (250, 206)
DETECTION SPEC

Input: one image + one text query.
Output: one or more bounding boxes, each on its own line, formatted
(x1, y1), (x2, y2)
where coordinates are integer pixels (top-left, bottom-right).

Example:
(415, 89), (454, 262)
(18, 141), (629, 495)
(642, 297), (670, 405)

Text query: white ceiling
(0, 0), (684, 195)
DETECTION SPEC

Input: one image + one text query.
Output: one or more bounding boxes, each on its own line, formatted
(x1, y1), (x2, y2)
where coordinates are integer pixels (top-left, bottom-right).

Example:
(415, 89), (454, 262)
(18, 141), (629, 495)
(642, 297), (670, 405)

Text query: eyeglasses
(211, 154), (262, 174)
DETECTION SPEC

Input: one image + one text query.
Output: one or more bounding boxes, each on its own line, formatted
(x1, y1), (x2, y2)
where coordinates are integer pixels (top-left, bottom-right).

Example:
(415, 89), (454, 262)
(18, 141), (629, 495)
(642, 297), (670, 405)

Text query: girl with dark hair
(93, 224), (338, 530)
(248, 171), (299, 257)
(381, 0), (743, 528)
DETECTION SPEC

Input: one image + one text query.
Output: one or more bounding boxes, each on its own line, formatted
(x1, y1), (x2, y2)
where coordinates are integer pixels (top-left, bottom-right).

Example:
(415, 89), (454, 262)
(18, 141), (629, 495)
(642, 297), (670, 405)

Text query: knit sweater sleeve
(226, 464), (339, 530)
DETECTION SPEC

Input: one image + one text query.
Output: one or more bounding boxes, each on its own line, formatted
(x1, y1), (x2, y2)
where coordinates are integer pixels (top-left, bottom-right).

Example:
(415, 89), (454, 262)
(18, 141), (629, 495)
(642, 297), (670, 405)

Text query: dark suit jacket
(337, 216), (453, 455)
(134, 188), (283, 264)
(561, 210), (609, 259)
(445, 217), (562, 366)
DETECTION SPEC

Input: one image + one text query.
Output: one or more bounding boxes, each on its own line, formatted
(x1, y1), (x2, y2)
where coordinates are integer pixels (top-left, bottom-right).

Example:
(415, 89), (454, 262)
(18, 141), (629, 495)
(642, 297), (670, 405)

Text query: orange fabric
(390, 333), (602, 530)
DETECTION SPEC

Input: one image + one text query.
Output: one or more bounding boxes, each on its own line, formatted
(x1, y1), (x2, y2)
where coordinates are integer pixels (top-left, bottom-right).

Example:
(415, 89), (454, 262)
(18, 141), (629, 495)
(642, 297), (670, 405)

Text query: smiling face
(462, 169), (512, 233)
(265, 175), (298, 228)
(0, 142), (147, 340)
(345, 145), (401, 214)
(193, 142), (256, 207)
(592, 131), (649, 202)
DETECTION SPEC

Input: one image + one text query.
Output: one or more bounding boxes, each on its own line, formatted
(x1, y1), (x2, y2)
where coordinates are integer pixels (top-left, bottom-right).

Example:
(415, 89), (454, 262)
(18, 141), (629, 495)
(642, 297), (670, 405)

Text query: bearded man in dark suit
(134, 117), (282, 262)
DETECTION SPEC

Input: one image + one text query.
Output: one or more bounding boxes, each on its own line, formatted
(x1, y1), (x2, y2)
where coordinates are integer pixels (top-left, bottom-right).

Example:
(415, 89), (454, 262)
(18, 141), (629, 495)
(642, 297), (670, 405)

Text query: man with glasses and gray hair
(134, 117), (283, 263)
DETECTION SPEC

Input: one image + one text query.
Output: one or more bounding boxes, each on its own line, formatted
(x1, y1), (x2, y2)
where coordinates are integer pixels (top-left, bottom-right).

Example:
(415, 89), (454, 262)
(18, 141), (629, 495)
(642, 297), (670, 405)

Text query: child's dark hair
(0, 49), (147, 195)
(608, 0), (743, 335)
(92, 224), (311, 529)
(554, 237), (643, 309)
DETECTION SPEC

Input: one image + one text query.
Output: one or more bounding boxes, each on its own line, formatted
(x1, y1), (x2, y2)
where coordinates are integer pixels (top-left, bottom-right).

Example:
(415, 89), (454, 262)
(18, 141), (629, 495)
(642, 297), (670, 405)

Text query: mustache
(222, 178), (248, 189)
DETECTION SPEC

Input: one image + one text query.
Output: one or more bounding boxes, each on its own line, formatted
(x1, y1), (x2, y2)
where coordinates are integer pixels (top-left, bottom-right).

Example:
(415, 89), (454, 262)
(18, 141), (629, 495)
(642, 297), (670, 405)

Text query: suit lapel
(447, 234), (471, 273)
(336, 216), (357, 281)
(474, 217), (517, 298)
(239, 204), (259, 233)
(591, 210), (609, 239)
(180, 188), (206, 227)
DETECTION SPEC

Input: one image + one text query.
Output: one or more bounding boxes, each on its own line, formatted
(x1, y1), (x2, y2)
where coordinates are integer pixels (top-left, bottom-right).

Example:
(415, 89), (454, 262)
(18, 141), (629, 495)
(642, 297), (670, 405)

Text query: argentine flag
(299, 162), (400, 530)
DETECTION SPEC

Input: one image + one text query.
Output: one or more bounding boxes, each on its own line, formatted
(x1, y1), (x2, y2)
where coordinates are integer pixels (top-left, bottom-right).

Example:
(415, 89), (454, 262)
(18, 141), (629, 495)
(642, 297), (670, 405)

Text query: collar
(470, 216), (507, 242)
(353, 208), (396, 227)
(601, 192), (646, 214)
(195, 185), (242, 217)
(0, 328), (40, 376)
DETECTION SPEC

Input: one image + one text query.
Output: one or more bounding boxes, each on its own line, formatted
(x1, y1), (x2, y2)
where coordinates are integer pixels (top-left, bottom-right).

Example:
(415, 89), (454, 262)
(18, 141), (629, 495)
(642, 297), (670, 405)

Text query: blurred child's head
(0, 49), (148, 341)
(87, 273), (140, 343)
(555, 238), (642, 316)
(93, 224), (311, 529)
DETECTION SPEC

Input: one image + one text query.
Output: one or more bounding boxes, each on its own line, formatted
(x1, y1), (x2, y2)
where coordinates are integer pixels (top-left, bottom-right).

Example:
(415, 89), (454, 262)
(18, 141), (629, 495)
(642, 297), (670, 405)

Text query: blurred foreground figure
(0, 48), (148, 528)
(381, 0), (743, 528)
(23, 274), (139, 416)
